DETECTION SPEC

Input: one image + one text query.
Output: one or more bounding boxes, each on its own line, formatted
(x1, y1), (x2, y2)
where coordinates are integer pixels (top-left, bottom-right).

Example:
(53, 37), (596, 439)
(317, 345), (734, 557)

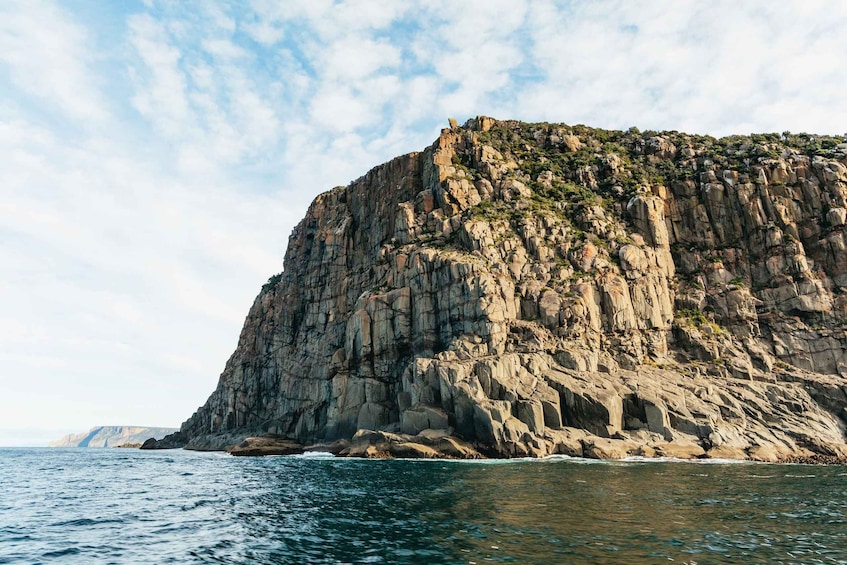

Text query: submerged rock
(157, 118), (847, 462)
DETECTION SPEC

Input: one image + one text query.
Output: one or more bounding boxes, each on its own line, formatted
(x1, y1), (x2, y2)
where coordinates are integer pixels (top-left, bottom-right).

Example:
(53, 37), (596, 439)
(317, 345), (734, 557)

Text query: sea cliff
(149, 117), (847, 461)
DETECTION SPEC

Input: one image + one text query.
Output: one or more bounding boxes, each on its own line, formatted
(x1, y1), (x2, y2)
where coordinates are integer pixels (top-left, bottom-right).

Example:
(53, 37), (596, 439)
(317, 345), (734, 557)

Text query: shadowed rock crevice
(148, 117), (847, 461)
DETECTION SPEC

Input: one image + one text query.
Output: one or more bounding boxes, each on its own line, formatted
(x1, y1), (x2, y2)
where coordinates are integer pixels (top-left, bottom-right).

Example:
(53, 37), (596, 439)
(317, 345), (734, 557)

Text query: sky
(2, 0), (847, 446)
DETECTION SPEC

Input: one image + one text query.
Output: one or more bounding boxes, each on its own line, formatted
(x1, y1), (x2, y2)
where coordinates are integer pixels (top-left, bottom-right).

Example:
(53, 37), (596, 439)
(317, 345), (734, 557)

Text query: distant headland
(50, 426), (177, 448)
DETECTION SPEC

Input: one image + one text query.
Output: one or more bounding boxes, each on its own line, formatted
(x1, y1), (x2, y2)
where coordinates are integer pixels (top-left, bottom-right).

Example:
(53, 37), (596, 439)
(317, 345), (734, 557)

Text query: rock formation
(50, 426), (177, 448)
(151, 117), (847, 461)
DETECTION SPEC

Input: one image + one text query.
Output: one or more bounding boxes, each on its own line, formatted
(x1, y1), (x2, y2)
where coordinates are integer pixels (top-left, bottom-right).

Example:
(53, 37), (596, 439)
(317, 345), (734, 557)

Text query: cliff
(50, 426), (177, 448)
(157, 117), (847, 461)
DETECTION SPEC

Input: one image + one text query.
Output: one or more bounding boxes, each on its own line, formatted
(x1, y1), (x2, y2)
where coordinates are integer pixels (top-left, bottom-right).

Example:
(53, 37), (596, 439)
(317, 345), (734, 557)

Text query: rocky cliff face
(171, 117), (847, 460)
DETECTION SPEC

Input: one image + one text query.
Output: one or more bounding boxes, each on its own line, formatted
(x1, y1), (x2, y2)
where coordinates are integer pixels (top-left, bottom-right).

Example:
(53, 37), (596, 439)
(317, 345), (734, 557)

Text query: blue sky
(2, 0), (847, 446)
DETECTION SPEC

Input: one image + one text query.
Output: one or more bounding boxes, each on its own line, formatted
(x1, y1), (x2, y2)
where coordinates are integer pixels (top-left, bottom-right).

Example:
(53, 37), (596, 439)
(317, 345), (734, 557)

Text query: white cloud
(128, 14), (192, 137)
(242, 18), (286, 46)
(0, 0), (108, 123)
(309, 86), (378, 132)
(249, 0), (408, 37)
(520, 0), (847, 135)
(319, 36), (401, 81)
(203, 38), (250, 60)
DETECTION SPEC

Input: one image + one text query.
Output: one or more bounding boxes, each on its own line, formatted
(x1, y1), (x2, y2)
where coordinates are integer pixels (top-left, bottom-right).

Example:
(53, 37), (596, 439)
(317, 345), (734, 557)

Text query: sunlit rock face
(171, 117), (847, 460)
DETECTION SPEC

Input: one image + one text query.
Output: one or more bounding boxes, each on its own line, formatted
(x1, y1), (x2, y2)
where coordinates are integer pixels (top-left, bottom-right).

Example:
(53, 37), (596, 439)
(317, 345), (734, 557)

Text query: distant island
(50, 426), (177, 448)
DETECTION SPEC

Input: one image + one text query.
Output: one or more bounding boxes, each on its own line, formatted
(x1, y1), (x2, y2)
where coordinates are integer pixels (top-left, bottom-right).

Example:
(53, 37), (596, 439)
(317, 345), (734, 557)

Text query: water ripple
(2, 448), (847, 563)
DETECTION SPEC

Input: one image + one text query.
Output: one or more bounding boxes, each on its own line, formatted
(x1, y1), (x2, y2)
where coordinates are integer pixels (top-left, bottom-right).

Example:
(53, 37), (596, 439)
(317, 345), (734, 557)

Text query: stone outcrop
(337, 429), (483, 459)
(140, 431), (189, 450)
(227, 437), (305, 457)
(156, 118), (847, 461)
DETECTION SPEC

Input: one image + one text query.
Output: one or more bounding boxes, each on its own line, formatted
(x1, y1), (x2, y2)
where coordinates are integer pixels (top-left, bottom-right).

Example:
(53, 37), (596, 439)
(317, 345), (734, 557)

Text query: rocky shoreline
(142, 429), (847, 464)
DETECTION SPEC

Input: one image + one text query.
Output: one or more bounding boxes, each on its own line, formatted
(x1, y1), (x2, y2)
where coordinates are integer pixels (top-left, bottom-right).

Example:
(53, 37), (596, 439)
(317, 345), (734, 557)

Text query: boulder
(654, 442), (706, 459)
(582, 437), (638, 459)
(227, 437), (305, 457)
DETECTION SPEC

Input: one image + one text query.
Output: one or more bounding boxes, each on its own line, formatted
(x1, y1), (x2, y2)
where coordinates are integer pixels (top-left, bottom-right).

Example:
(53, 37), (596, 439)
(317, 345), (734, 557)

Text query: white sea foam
(291, 451), (336, 459)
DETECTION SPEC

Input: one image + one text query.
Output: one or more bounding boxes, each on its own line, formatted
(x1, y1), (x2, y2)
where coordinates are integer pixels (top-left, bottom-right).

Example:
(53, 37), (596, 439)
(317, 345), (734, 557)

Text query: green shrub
(262, 273), (283, 293)
(676, 308), (708, 326)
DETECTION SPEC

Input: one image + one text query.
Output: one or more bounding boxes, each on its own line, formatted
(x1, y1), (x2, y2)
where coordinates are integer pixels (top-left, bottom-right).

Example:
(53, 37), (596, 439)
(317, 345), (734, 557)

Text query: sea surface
(1, 448), (846, 564)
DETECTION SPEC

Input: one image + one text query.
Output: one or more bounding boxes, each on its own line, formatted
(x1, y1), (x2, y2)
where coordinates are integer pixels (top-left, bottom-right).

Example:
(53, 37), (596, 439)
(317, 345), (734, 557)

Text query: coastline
(142, 428), (847, 465)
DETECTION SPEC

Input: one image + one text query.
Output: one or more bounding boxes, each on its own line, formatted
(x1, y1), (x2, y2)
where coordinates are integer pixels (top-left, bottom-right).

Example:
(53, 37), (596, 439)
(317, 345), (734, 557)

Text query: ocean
(1, 448), (845, 564)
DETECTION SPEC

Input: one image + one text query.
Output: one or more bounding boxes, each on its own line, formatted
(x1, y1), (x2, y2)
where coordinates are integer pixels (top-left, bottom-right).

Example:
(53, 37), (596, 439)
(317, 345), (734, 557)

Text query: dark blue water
(1, 449), (846, 564)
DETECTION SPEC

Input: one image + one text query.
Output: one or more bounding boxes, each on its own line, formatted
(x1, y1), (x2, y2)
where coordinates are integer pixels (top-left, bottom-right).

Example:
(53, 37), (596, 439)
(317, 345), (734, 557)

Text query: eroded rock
(161, 118), (847, 463)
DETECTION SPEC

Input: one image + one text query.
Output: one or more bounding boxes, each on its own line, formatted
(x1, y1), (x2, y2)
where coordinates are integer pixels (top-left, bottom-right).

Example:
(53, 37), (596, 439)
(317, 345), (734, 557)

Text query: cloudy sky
(2, 0), (846, 446)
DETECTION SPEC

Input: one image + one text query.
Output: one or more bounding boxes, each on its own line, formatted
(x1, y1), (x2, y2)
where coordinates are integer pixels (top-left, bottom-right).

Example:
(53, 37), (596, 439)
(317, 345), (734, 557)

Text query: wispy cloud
(522, 0), (847, 134)
(0, 0), (108, 123)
